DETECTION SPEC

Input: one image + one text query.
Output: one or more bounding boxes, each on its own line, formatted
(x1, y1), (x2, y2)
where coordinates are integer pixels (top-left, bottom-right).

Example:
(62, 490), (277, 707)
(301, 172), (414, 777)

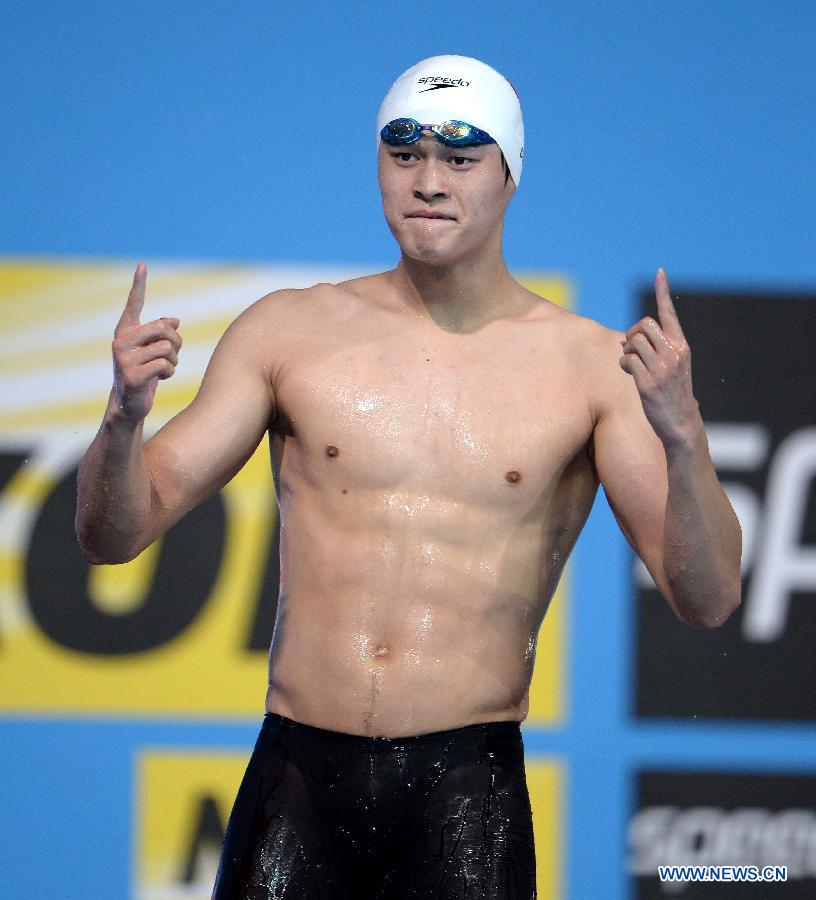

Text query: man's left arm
(592, 267), (742, 628)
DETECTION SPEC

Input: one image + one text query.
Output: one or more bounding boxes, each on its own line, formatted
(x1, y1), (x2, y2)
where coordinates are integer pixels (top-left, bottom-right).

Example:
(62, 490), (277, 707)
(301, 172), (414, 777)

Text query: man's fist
(110, 261), (182, 422)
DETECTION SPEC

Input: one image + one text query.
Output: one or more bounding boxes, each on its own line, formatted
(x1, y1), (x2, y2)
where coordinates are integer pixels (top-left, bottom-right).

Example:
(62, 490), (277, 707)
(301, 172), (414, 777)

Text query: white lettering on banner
(628, 805), (816, 882)
(634, 424), (816, 643)
(745, 427), (816, 641)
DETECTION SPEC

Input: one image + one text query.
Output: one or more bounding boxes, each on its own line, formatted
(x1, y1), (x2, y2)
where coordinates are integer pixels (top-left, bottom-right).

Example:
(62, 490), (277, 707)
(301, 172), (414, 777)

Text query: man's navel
(372, 643), (391, 659)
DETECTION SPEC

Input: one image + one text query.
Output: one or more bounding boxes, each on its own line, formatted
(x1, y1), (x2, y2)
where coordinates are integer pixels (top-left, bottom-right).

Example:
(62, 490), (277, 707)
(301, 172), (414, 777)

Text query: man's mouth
(405, 211), (456, 220)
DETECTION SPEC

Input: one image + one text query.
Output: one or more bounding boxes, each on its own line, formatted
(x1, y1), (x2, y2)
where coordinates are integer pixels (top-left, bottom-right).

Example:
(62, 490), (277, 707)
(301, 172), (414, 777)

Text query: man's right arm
(75, 261), (282, 564)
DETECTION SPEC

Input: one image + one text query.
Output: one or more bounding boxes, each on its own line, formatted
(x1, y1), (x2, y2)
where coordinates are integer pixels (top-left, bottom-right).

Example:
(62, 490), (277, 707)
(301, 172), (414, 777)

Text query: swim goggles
(380, 117), (496, 147)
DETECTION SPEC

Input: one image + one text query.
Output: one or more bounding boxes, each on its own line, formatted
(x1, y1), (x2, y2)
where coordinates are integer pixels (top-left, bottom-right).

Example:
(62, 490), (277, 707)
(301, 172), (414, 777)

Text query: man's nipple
(326, 444), (340, 458)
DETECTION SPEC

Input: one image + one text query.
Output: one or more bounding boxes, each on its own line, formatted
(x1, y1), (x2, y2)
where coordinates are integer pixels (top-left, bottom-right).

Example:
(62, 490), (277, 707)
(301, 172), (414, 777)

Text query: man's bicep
(143, 302), (278, 532)
(592, 344), (673, 599)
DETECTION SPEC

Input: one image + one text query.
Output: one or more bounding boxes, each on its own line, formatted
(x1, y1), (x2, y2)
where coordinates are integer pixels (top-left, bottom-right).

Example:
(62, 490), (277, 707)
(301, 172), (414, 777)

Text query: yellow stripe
(0, 382), (201, 429)
(0, 314), (235, 376)
(0, 261), (254, 335)
(527, 759), (565, 900)
(0, 551), (24, 593)
(1, 465), (54, 503)
(527, 570), (568, 724)
(0, 261), (118, 301)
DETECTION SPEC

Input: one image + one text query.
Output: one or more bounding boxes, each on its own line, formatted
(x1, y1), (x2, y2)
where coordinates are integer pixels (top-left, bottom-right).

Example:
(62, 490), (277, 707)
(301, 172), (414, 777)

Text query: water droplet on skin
(356, 393), (384, 413)
(524, 634), (536, 660)
(417, 606), (433, 638)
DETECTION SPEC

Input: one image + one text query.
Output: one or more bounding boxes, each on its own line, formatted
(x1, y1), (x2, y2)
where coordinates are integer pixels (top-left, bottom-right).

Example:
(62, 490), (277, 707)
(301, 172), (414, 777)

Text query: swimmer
(75, 54), (742, 899)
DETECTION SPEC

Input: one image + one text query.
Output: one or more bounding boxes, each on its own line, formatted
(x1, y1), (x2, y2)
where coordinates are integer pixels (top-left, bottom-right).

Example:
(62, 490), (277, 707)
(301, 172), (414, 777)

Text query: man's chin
(395, 235), (464, 267)
(404, 248), (462, 268)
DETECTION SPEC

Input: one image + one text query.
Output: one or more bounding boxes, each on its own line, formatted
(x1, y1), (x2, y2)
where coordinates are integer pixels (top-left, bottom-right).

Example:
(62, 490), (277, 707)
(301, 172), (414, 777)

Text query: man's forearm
(662, 422), (742, 627)
(75, 388), (155, 564)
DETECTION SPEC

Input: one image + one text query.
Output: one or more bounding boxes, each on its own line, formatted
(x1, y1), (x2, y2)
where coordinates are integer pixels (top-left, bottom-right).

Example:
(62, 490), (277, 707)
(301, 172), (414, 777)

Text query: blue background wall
(2, 2), (814, 897)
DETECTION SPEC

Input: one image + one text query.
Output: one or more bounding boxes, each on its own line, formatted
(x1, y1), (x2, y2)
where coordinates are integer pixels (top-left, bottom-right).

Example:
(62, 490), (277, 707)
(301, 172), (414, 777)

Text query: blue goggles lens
(380, 118), (496, 147)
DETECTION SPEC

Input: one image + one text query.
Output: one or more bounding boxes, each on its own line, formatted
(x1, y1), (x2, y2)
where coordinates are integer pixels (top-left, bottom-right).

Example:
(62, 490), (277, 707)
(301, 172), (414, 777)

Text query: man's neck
(389, 248), (522, 333)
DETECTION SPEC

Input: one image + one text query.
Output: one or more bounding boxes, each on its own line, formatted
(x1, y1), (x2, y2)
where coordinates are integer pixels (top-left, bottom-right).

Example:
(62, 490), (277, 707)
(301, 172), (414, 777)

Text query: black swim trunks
(212, 712), (537, 899)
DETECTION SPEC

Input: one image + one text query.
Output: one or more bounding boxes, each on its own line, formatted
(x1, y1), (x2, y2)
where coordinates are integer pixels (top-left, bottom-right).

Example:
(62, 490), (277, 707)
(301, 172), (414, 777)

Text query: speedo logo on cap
(417, 75), (470, 91)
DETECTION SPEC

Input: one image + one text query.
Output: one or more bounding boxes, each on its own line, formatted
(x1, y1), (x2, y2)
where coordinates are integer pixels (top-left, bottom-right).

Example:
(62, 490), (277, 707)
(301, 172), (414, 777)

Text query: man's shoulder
(577, 315), (628, 369)
(252, 280), (337, 311)
(254, 272), (388, 312)
(536, 305), (630, 415)
(569, 315), (637, 426)
(529, 297), (623, 348)
(236, 277), (368, 331)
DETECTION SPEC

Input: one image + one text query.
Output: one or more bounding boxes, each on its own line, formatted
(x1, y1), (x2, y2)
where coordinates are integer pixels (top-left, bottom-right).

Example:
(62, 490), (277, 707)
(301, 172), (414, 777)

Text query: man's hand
(619, 267), (701, 448)
(111, 262), (183, 422)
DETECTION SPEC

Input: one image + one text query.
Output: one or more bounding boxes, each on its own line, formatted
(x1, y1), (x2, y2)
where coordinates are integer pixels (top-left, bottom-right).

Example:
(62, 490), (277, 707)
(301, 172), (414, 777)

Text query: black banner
(634, 290), (816, 720)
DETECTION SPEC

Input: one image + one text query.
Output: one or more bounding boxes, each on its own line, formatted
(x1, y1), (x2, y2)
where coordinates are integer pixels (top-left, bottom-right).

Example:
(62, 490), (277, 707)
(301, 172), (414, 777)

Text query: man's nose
(412, 158), (449, 202)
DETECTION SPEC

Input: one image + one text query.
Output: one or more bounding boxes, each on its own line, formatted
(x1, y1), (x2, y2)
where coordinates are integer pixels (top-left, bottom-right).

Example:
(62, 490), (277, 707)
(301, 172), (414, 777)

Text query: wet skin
(260, 275), (604, 737)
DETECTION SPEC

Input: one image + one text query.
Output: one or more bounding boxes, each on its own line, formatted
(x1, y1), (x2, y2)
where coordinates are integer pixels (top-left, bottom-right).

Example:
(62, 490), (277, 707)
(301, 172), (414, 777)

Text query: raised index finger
(117, 261), (147, 330)
(655, 267), (685, 342)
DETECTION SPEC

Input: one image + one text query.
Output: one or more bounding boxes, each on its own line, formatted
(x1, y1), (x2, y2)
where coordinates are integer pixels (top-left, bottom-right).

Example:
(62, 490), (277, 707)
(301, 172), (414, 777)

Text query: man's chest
(272, 326), (594, 503)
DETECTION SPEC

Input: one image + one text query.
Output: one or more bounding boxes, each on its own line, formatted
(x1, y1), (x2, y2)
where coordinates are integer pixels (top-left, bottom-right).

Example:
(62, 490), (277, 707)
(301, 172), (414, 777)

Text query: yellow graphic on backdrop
(528, 756), (566, 900)
(0, 261), (572, 721)
(136, 750), (249, 899)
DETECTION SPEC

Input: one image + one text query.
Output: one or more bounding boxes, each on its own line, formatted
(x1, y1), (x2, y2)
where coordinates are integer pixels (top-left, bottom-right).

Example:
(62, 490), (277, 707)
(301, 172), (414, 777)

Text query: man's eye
(392, 152), (416, 162)
(451, 156), (473, 166)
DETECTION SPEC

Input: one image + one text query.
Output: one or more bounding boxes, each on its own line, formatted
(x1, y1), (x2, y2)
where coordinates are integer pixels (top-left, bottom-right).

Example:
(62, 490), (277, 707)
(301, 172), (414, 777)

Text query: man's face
(377, 132), (515, 266)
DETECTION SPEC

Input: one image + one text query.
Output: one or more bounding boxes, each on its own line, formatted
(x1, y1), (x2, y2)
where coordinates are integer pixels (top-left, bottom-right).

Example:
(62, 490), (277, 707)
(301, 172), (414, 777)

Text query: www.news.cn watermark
(659, 865), (788, 884)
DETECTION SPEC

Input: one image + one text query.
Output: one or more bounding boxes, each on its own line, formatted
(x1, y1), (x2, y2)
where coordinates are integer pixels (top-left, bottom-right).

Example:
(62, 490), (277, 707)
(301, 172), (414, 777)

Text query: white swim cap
(376, 55), (524, 186)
